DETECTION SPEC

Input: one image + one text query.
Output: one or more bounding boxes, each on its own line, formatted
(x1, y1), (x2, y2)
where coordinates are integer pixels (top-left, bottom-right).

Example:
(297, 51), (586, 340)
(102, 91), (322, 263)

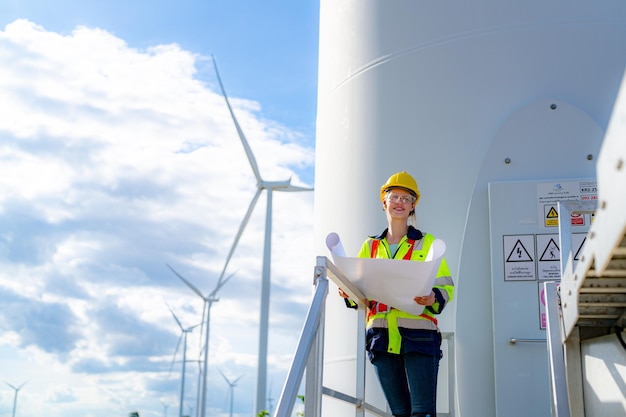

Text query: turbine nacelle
(259, 179), (312, 192)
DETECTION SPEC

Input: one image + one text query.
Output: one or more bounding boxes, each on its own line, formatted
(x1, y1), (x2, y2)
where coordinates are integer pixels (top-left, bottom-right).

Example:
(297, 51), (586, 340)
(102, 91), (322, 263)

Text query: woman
(339, 171), (454, 417)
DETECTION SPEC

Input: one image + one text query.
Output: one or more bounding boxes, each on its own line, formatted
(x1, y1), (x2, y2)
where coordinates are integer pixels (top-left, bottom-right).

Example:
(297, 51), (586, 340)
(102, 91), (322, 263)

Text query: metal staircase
(558, 201), (626, 343)
(545, 75), (626, 417)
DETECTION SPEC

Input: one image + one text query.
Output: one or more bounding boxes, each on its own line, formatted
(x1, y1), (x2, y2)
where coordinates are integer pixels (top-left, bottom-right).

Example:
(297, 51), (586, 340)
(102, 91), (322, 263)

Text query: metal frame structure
(544, 281), (570, 417)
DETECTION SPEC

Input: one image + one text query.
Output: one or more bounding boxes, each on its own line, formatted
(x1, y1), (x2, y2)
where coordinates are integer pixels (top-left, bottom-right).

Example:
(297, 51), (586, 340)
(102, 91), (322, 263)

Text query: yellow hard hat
(380, 171), (420, 204)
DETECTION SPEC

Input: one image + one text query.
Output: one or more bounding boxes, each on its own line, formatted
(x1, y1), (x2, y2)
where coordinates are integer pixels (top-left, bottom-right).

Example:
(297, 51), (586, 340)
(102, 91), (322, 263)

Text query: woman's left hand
(414, 291), (435, 306)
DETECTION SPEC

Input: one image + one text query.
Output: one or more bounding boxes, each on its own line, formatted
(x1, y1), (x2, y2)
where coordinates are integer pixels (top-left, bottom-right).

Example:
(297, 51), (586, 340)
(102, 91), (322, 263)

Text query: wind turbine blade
(3, 381), (16, 390)
(213, 271), (236, 298)
(167, 264), (207, 300)
(169, 333), (184, 375)
(212, 56), (263, 184)
(218, 368), (230, 384)
(165, 302), (184, 330)
(233, 375), (243, 385)
(187, 322), (202, 332)
(216, 188), (262, 283)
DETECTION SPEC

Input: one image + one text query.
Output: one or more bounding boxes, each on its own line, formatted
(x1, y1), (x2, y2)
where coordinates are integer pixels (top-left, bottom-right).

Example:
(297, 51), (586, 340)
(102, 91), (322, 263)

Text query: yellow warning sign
(545, 205), (559, 227)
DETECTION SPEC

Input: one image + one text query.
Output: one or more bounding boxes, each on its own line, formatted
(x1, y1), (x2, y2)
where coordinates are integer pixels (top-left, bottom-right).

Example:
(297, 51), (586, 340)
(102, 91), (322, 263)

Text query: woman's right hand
(338, 288), (350, 298)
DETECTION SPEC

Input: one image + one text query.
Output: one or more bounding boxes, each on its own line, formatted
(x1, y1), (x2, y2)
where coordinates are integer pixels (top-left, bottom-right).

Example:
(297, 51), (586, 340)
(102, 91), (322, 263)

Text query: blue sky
(0, 1), (319, 148)
(0, 2), (319, 417)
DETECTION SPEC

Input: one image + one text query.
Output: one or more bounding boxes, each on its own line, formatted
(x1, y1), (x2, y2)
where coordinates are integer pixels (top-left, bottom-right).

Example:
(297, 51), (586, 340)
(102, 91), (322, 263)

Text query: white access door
(488, 179), (594, 417)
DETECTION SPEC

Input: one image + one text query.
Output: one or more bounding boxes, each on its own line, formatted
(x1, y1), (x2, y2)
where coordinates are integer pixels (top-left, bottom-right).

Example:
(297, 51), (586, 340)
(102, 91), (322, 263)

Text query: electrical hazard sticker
(503, 235), (536, 281)
(544, 205), (559, 227)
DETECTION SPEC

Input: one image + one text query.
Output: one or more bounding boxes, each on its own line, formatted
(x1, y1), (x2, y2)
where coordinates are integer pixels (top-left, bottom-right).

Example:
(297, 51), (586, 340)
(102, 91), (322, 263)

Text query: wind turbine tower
(212, 56), (313, 414)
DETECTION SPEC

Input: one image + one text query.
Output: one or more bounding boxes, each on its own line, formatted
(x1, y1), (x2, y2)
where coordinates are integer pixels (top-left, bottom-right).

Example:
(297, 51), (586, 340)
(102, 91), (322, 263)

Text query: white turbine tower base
(212, 56), (313, 414)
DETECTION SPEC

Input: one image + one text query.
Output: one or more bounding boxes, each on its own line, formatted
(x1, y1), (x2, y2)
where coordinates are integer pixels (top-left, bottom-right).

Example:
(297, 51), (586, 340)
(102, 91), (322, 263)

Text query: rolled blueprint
(326, 232), (346, 257)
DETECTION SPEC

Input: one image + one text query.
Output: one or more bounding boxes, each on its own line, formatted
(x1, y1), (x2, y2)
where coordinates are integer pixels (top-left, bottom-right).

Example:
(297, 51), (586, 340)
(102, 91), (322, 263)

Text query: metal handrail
(273, 256), (391, 417)
(273, 271), (328, 417)
(509, 338), (546, 344)
(544, 281), (571, 417)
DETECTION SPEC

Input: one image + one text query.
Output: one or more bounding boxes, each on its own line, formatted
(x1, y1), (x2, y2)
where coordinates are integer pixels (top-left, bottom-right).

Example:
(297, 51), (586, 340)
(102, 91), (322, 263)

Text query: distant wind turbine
(167, 264), (235, 417)
(218, 369), (243, 417)
(4, 381), (26, 417)
(166, 302), (200, 417)
(212, 56), (314, 414)
(161, 399), (169, 417)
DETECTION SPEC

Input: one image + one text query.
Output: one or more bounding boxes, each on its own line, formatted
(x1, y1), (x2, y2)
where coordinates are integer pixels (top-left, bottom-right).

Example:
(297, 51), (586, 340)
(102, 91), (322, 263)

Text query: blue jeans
(371, 350), (439, 417)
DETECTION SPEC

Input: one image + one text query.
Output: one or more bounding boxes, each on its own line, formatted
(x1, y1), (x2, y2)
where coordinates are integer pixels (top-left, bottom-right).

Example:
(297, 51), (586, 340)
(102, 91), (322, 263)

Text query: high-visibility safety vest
(357, 226), (455, 354)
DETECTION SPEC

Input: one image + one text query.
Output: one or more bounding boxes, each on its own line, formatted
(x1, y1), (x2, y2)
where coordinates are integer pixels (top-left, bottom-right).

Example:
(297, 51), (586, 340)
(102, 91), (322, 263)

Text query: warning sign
(573, 234), (587, 261)
(537, 234), (560, 281)
(539, 236), (560, 261)
(544, 206), (559, 227)
(536, 180), (597, 228)
(543, 205), (588, 228)
(570, 212), (584, 226)
(558, 232), (588, 272)
(503, 235), (536, 281)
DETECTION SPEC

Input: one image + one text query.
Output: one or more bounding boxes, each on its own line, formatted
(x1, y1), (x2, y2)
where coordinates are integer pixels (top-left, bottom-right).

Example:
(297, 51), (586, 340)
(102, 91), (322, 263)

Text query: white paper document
(326, 232), (446, 316)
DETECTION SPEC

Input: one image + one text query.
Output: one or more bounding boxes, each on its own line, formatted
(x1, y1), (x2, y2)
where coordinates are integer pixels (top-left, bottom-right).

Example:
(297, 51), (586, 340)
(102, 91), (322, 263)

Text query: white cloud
(0, 19), (315, 417)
